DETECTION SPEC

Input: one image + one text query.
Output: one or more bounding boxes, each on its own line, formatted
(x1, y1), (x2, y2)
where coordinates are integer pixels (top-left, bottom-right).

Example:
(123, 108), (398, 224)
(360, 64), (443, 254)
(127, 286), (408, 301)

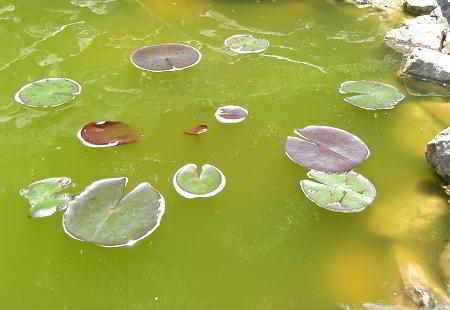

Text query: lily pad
(184, 124), (208, 135)
(63, 178), (165, 247)
(19, 177), (72, 218)
(285, 125), (370, 173)
(173, 164), (226, 199)
(215, 105), (248, 123)
(77, 121), (137, 148)
(339, 80), (405, 110)
(130, 44), (202, 72)
(224, 34), (269, 54)
(15, 78), (81, 108)
(300, 170), (376, 213)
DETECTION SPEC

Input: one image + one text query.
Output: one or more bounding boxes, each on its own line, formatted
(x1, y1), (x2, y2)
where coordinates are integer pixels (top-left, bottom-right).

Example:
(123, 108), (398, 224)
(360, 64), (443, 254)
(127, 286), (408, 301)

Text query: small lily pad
(184, 124), (208, 135)
(215, 105), (248, 123)
(224, 34), (269, 54)
(285, 126), (370, 173)
(173, 164), (226, 199)
(339, 80), (405, 110)
(20, 177), (72, 218)
(63, 178), (165, 247)
(15, 78), (81, 108)
(300, 170), (376, 213)
(130, 44), (202, 72)
(77, 121), (137, 148)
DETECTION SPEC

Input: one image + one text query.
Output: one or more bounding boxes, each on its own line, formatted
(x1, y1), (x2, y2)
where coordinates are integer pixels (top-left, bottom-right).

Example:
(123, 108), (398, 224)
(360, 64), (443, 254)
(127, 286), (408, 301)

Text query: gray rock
(426, 127), (450, 182)
(403, 0), (438, 16)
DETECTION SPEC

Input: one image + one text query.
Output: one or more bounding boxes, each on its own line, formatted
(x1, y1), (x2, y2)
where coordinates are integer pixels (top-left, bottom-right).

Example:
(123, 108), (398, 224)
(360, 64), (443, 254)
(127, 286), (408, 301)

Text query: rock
(436, 0), (450, 24)
(373, 0), (404, 11)
(440, 242), (450, 284)
(403, 0), (438, 16)
(426, 127), (450, 182)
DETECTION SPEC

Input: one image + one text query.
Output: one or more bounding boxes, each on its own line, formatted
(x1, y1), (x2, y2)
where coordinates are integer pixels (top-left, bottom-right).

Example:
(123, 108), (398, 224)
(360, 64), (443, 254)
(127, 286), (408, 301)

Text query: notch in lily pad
(63, 178), (165, 247)
(15, 78), (81, 108)
(215, 105), (248, 123)
(224, 34), (269, 54)
(130, 44), (202, 72)
(20, 177), (72, 218)
(339, 80), (405, 110)
(285, 126), (370, 173)
(300, 170), (376, 213)
(173, 164), (226, 199)
(77, 121), (137, 148)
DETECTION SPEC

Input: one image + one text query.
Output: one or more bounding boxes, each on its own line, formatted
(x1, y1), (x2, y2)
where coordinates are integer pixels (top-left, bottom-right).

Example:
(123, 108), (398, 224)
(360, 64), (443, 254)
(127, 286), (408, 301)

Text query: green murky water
(0, 1), (448, 309)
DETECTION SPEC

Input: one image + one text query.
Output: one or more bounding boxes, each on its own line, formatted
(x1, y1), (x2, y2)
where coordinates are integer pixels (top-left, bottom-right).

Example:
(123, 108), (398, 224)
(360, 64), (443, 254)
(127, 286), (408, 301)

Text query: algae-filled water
(0, 1), (448, 309)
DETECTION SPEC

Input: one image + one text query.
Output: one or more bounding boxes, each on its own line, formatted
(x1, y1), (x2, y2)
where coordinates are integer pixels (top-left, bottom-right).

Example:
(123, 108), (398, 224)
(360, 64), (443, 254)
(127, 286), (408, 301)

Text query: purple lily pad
(130, 44), (202, 72)
(215, 105), (248, 123)
(285, 126), (370, 173)
(77, 121), (137, 148)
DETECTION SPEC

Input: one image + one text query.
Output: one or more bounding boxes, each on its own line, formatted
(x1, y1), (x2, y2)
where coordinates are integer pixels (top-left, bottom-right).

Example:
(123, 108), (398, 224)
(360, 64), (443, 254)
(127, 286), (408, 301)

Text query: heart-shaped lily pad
(130, 44), (202, 72)
(77, 121), (137, 148)
(63, 178), (165, 247)
(224, 34), (269, 54)
(300, 170), (376, 213)
(173, 164), (226, 199)
(339, 80), (405, 110)
(15, 78), (81, 108)
(285, 126), (370, 173)
(19, 177), (72, 218)
(215, 105), (248, 123)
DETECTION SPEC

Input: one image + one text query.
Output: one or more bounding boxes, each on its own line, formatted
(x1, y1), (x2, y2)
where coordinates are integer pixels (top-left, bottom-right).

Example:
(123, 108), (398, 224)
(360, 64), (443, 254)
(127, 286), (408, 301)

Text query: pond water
(0, 0), (448, 309)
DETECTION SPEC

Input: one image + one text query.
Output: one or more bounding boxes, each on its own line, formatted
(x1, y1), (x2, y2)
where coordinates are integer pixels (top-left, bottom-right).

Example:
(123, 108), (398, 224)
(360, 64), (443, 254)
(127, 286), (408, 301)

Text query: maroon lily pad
(130, 44), (202, 72)
(285, 126), (370, 173)
(215, 105), (248, 123)
(184, 124), (208, 135)
(77, 121), (137, 148)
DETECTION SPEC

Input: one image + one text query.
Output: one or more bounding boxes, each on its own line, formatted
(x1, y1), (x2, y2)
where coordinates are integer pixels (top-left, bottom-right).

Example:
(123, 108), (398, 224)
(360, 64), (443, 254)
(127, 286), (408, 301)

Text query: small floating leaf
(224, 34), (269, 54)
(63, 178), (165, 247)
(130, 44), (202, 72)
(215, 105), (248, 123)
(20, 177), (72, 218)
(300, 170), (376, 213)
(15, 78), (81, 108)
(77, 121), (137, 148)
(184, 124), (208, 135)
(173, 164), (226, 199)
(285, 126), (370, 173)
(339, 80), (405, 110)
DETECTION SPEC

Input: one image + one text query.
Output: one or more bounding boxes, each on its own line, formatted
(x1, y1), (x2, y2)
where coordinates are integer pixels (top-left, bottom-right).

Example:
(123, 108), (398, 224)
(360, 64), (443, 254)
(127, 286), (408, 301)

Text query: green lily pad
(173, 164), (226, 199)
(63, 178), (165, 247)
(300, 170), (376, 213)
(339, 80), (405, 110)
(224, 34), (269, 54)
(15, 78), (81, 108)
(19, 177), (72, 218)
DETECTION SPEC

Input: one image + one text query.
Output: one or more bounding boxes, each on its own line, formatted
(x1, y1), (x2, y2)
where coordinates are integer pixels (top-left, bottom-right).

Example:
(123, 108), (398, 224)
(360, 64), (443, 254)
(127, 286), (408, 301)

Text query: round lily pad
(285, 126), (370, 173)
(224, 34), (269, 54)
(63, 178), (165, 247)
(173, 163), (226, 199)
(130, 44), (202, 72)
(300, 170), (376, 213)
(15, 78), (81, 108)
(77, 121), (137, 148)
(339, 80), (405, 110)
(19, 177), (72, 218)
(215, 105), (248, 123)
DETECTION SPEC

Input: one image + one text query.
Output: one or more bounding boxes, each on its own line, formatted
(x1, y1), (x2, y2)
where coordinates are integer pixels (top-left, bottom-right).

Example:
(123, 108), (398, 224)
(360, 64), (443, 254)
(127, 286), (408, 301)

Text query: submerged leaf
(20, 177), (72, 218)
(285, 126), (370, 173)
(15, 78), (81, 108)
(130, 44), (202, 72)
(224, 34), (269, 54)
(339, 80), (405, 110)
(77, 121), (137, 148)
(173, 164), (226, 199)
(184, 124), (208, 135)
(63, 178), (165, 247)
(300, 170), (376, 213)
(215, 105), (248, 123)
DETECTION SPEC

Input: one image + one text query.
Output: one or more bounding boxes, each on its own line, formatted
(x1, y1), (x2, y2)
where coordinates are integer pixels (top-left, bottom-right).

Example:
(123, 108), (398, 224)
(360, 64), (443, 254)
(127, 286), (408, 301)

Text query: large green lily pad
(19, 177), (72, 218)
(300, 170), (376, 213)
(63, 178), (165, 247)
(173, 164), (226, 199)
(339, 80), (405, 110)
(224, 34), (269, 54)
